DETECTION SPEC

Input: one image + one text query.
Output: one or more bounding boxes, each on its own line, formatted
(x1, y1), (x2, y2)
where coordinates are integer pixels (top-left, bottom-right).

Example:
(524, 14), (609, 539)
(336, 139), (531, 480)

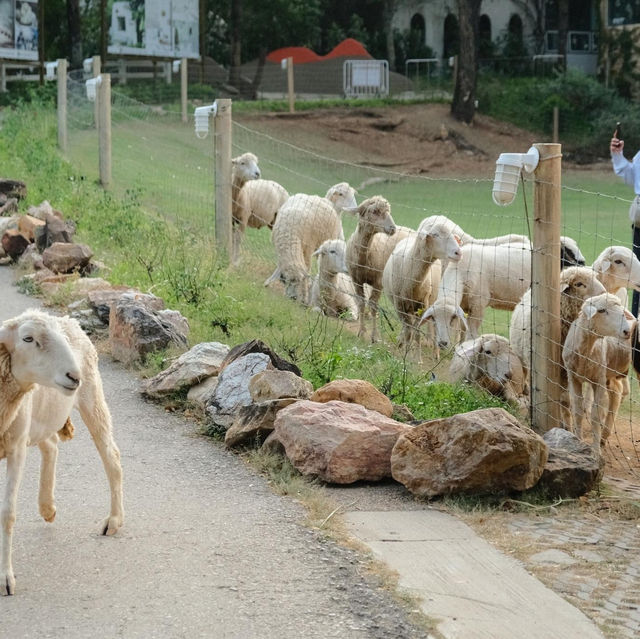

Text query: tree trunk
(251, 48), (267, 101)
(67, 0), (83, 67)
(451, 0), (482, 124)
(557, 0), (569, 71)
(383, 0), (397, 72)
(228, 0), (243, 87)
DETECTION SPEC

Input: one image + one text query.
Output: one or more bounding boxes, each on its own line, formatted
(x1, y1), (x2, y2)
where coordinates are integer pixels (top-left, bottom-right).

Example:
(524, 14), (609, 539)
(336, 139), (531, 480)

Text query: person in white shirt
(611, 133), (640, 224)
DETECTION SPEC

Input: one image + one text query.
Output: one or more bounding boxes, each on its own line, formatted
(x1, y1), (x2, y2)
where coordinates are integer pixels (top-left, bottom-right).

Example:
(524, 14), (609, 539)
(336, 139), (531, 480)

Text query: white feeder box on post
(85, 76), (102, 102)
(194, 102), (218, 139)
(45, 61), (58, 80)
(492, 146), (540, 206)
(83, 58), (93, 74)
(172, 59), (181, 74)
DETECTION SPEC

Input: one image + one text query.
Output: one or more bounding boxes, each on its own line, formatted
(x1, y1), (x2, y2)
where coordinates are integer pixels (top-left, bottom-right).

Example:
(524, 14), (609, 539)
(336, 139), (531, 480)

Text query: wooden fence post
(0, 63), (6, 93)
(552, 106), (559, 144)
(57, 59), (68, 152)
(98, 73), (112, 188)
(214, 99), (232, 261)
(531, 142), (562, 433)
(287, 57), (295, 113)
(181, 58), (188, 124)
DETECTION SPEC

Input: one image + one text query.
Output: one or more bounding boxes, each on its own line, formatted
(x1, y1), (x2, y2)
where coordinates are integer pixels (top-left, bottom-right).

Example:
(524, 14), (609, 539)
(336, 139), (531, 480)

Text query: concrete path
(345, 510), (604, 638)
(0, 267), (424, 639)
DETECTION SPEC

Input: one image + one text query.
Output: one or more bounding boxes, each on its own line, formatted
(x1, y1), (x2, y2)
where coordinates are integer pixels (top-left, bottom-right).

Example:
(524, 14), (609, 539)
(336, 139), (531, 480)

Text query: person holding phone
(611, 123), (640, 224)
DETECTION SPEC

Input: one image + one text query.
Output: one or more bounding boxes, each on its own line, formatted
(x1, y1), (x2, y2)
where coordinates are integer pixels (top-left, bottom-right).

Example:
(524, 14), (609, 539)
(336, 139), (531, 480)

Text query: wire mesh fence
(60, 73), (640, 480)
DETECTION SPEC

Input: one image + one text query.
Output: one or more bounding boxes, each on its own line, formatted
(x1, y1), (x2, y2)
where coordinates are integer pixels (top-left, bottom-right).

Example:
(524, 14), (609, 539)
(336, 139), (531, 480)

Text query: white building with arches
(393, 0), (598, 74)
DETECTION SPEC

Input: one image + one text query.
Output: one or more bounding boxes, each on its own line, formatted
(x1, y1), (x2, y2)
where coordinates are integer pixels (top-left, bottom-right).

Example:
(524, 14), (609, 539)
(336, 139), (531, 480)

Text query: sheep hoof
(40, 504), (56, 523)
(2, 574), (15, 596)
(101, 515), (122, 536)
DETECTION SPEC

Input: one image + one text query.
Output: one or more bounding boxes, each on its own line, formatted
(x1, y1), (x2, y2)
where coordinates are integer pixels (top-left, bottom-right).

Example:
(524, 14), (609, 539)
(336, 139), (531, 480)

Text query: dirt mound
(266, 38), (373, 65)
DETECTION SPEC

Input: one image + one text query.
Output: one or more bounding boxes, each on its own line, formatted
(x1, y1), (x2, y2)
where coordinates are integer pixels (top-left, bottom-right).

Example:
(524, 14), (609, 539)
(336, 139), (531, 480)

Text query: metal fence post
(531, 142), (562, 433)
(214, 99), (232, 261)
(57, 58), (68, 152)
(287, 57), (295, 113)
(98, 73), (112, 188)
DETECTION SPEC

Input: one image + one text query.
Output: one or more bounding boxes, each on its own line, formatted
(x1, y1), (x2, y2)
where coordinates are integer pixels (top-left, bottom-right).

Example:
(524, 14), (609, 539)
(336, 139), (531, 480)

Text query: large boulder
(206, 353), (272, 429)
(536, 428), (604, 498)
(88, 288), (161, 324)
(225, 398), (297, 448)
(109, 294), (189, 365)
(42, 242), (92, 274)
(34, 214), (76, 251)
(220, 339), (301, 376)
(274, 400), (410, 484)
(18, 214), (46, 242)
(249, 369), (313, 402)
(310, 379), (393, 417)
(0, 178), (27, 200)
(391, 408), (548, 497)
(1, 229), (29, 260)
(142, 342), (230, 398)
(187, 376), (220, 409)
(0, 198), (18, 216)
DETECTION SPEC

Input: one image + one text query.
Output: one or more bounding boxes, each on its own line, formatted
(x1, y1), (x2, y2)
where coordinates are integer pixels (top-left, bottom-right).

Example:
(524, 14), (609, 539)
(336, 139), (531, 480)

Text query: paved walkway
(0, 267), (424, 639)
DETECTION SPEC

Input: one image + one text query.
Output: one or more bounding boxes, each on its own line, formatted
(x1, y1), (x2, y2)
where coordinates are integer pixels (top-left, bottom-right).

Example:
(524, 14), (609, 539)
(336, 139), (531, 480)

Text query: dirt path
(0, 266), (426, 639)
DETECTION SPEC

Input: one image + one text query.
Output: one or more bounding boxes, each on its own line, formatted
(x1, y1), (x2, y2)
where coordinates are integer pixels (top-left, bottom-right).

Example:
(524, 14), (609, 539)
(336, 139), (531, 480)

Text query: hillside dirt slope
(237, 103), (606, 178)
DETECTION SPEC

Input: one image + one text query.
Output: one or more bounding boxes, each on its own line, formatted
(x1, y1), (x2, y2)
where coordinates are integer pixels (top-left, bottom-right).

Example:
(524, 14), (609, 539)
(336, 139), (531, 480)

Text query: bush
(477, 69), (640, 161)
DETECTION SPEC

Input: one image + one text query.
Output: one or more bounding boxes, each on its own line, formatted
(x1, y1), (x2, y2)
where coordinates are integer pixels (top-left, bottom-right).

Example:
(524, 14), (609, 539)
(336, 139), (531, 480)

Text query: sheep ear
(624, 308), (635, 321)
(583, 302), (598, 320)
(0, 325), (14, 348)
(454, 234), (462, 246)
(418, 306), (434, 326)
(599, 259), (611, 272)
(457, 340), (479, 359)
(561, 282), (571, 293)
(456, 306), (468, 330)
(342, 206), (359, 216)
(312, 248), (322, 257)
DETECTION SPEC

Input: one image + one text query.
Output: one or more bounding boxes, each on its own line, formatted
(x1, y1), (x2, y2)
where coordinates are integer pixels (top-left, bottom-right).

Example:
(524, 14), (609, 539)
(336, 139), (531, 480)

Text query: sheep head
(313, 239), (348, 275)
(593, 246), (640, 292)
(580, 293), (631, 340)
(232, 152), (261, 183)
(325, 183), (357, 212)
(346, 196), (395, 235)
(419, 301), (467, 349)
(0, 313), (81, 395)
(560, 266), (606, 301)
(560, 236), (586, 269)
(419, 222), (463, 262)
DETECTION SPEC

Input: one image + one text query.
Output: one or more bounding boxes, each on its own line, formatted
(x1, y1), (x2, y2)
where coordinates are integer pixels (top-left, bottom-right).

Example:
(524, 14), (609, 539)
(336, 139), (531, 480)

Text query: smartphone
(614, 121), (623, 139)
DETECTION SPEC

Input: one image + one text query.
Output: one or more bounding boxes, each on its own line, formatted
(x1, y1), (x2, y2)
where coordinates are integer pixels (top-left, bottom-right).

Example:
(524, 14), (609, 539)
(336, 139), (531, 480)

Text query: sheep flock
(232, 152), (640, 459)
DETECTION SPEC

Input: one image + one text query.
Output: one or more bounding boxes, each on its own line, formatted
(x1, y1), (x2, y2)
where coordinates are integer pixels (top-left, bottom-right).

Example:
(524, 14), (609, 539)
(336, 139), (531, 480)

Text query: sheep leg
(354, 282), (367, 338)
(77, 378), (124, 536)
(590, 381), (608, 456)
(369, 287), (382, 343)
(38, 436), (59, 523)
(567, 375), (584, 440)
(231, 223), (245, 266)
(603, 378), (623, 446)
(1, 443), (27, 595)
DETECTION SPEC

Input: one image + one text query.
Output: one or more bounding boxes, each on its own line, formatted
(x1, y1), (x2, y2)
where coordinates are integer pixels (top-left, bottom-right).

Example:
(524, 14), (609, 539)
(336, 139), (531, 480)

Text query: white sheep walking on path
(231, 152), (261, 265)
(309, 239), (359, 320)
(562, 293), (632, 455)
(345, 196), (412, 343)
(0, 310), (123, 595)
(265, 183), (357, 304)
(419, 242), (532, 349)
(382, 218), (462, 358)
